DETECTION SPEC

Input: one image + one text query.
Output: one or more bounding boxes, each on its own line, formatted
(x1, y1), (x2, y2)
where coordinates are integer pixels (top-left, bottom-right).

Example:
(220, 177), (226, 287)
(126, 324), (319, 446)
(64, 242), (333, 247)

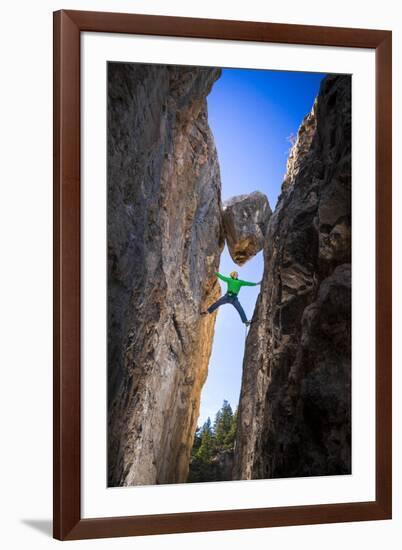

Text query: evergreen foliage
(187, 400), (238, 483)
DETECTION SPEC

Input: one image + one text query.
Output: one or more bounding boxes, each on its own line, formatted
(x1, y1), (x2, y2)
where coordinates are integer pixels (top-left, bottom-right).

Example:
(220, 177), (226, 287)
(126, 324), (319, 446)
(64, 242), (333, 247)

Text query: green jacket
(215, 272), (257, 296)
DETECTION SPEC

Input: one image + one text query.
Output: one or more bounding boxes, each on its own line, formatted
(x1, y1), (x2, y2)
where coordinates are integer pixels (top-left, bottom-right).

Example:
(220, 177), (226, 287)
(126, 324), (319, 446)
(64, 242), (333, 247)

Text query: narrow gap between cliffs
(186, 245), (265, 483)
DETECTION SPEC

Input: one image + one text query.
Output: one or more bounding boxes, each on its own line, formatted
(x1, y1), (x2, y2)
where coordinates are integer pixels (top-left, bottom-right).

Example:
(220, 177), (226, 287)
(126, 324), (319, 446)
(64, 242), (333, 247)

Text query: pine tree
(192, 426), (202, 452)
(187, 402), (238, 483)
(214, 400), (233, 449)
(196, 417), (215, 461)
(225, 409), (238, 448)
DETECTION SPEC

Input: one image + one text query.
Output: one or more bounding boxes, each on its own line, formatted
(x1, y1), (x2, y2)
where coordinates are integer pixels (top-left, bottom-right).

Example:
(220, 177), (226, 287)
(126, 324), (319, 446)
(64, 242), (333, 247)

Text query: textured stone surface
(281, 100), (318, 193)
(107, 63), (224, 486)
(234, 75), (352, 480)
(222, 191), (271, 265)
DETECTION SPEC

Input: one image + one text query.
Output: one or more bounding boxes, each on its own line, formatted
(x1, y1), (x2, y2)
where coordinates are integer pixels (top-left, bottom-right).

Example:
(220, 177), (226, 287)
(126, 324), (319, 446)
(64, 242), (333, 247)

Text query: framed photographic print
(53, 10), (392, 540)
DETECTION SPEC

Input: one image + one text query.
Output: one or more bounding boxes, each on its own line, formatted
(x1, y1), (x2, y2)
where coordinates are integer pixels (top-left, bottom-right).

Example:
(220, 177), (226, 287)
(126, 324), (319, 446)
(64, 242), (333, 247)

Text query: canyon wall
(107, 63), (224, 486)
(234, 75), (352, 480)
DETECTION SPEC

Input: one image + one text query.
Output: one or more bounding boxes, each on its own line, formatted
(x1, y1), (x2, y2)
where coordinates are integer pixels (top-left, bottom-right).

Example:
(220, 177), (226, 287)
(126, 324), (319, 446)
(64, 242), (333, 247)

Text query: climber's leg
(207, 294), (230, 314)
(232, 297), (248, 323)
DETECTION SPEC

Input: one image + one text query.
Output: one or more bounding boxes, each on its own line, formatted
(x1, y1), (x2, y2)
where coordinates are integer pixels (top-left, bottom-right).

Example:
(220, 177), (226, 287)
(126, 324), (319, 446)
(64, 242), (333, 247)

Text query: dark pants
(207, 293), (248, 323)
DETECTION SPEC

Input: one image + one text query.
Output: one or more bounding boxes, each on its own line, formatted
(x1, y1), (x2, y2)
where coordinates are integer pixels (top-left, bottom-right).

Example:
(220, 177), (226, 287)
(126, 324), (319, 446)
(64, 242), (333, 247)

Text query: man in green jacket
(201, 271), (261, 326)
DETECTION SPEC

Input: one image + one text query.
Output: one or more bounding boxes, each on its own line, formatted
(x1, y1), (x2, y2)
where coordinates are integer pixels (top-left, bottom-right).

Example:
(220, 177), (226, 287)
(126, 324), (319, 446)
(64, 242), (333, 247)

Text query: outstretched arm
(215, 272), (231, 283)
(239, 279), (261, 287)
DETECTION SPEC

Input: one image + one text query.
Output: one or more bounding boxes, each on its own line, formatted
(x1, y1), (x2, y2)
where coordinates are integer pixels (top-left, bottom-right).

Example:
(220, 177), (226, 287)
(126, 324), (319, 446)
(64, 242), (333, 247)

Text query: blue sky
(197, 68), (326, 426)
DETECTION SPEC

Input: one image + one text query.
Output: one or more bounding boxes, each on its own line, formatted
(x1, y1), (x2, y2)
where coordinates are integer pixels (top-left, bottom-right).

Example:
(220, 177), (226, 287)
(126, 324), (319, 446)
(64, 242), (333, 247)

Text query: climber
(201, 271), (261, 326)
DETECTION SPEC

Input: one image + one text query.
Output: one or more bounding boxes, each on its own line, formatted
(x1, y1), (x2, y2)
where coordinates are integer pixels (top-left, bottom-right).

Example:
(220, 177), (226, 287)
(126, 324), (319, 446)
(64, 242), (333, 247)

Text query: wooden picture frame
(53, 9), (392, 540)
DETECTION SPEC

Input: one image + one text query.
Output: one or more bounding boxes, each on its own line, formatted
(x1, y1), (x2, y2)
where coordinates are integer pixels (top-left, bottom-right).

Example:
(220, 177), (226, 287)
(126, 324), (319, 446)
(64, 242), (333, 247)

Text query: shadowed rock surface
(222, 191), (271, 265)
(234, 75), (352, 480)
(107, 63), (224, 486)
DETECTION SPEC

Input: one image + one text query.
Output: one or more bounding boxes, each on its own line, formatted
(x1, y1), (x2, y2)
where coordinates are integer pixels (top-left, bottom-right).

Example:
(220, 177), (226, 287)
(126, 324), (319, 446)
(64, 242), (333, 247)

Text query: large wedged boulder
(222, 191), (271, 265)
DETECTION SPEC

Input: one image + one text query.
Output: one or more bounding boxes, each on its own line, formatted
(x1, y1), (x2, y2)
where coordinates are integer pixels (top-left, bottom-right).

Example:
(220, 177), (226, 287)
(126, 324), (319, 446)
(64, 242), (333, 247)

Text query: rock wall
(107, 63), (224, 486)
(234, 75), (352, 480)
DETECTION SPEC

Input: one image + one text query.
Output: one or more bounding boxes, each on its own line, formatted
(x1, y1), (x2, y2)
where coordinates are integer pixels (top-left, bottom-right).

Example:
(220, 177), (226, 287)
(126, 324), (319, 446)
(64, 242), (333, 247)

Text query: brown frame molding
(53, 10), (392, 540)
